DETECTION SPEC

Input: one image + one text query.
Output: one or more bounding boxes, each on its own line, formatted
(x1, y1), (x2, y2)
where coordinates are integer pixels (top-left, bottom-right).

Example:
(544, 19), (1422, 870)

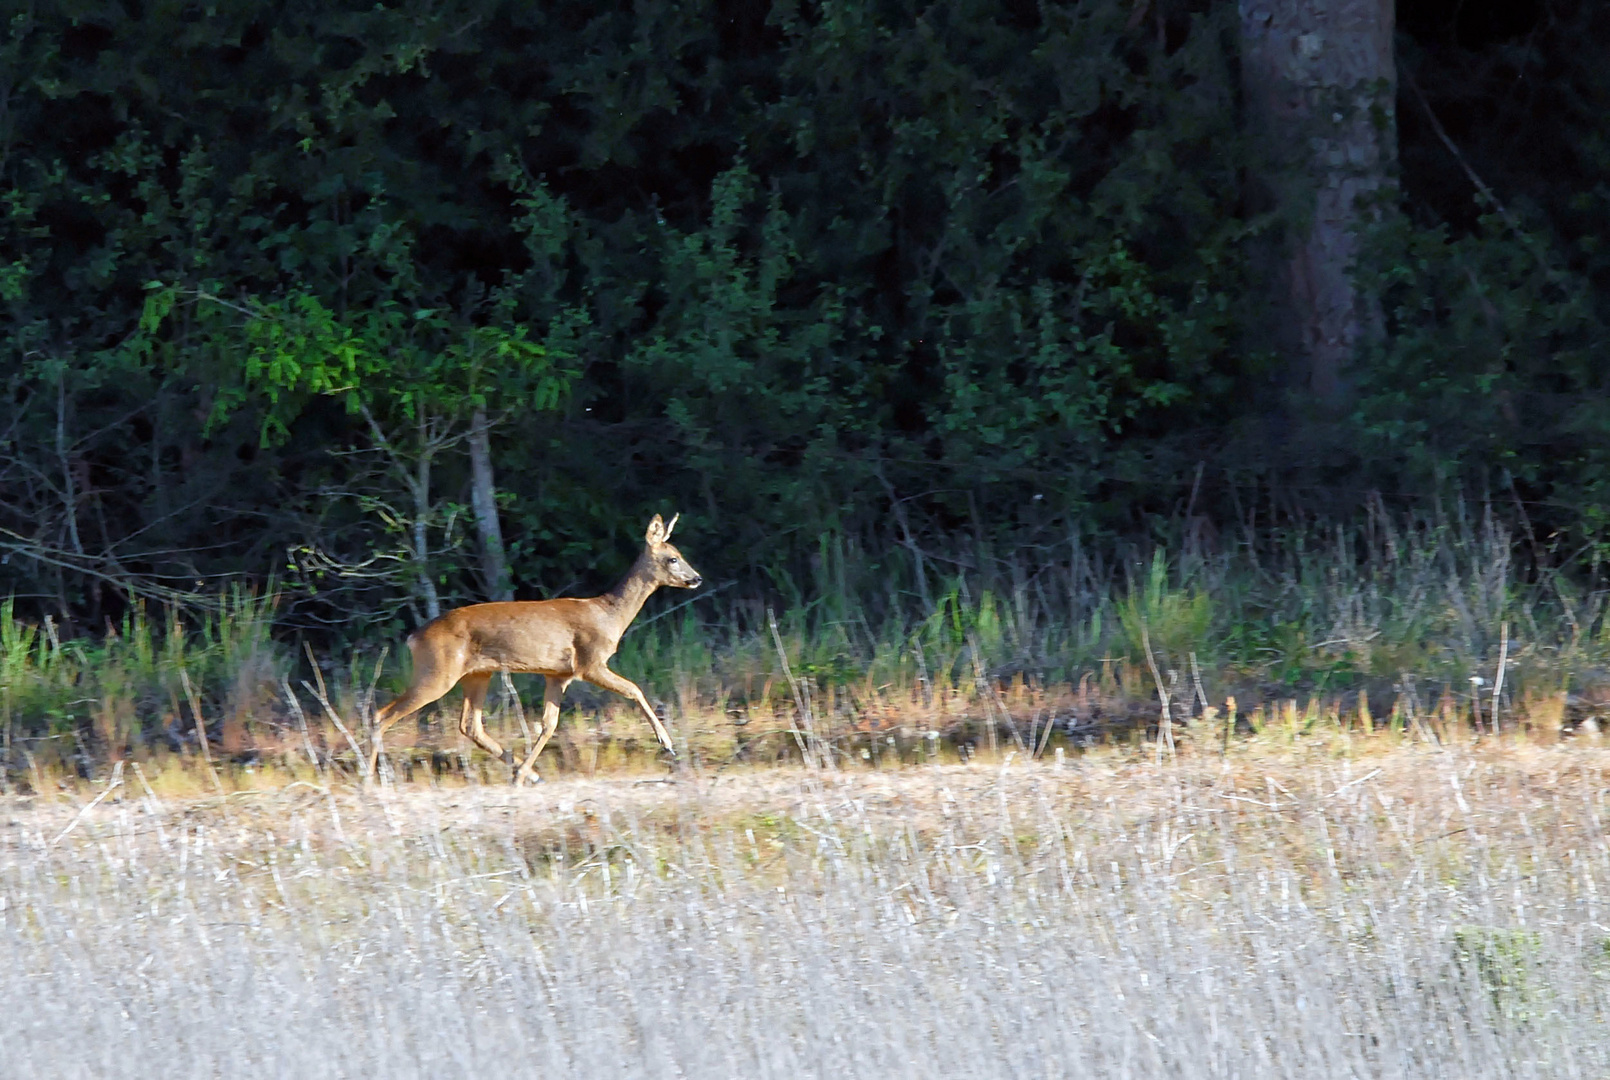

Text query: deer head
(644, 513), (702, 589)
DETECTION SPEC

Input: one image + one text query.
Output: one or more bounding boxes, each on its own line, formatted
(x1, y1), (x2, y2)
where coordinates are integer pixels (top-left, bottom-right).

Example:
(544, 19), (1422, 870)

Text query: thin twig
(50, 761), (122, 848)
(624, 581), (733, 633)
(966, 633), (1000, 757)
(970, 632), (1027, 754)
(302, 678), (369, 783)
(364, 646), (391, 783)
(281, 677), (324, 775)
(503, 670), (534, 747)
(129, 759), (162, 816)
(1404, 71), (1518, 232)
(1189, 651), (1210, 719)
(177, 666), (223, 793)
(1183, 460), (1205, 523)
(1491, 622), (1509, 735)
(1141, 623), (1175, 763)
(767, 608), (821, 772)
(1324, 768), (1383, 800)
(0, 527), (204, 606)
(302, 641), (369, 782)
(874, 465), (931, 611)
(1033, 707), (1056, 761)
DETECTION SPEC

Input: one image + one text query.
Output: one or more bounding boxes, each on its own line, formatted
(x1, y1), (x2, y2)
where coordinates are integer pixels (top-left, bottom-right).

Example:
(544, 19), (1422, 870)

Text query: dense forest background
(1, 0), (1606, 644)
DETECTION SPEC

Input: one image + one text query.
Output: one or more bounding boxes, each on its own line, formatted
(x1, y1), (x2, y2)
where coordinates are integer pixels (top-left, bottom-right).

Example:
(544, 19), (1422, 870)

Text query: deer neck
(603, 550), (661, 633)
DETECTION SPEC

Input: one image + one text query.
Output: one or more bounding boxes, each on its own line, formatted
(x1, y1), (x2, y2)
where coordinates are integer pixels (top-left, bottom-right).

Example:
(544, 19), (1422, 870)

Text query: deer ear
(645, 514), (666, 545)
(664, 512), (679, 539)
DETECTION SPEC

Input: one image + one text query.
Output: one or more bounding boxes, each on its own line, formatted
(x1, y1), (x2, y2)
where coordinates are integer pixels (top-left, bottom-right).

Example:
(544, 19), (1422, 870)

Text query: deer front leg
(456, 674), (510, 765)
(512, 675), (571, 785)
(584, 667), (676, 756)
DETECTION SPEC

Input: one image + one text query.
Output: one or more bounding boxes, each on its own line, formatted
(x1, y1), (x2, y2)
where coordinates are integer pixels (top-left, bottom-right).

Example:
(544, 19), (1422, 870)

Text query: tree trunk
(413, 415), (441, 621)
(467, 407), (513, 602)
(1239, 0), (1397, 409)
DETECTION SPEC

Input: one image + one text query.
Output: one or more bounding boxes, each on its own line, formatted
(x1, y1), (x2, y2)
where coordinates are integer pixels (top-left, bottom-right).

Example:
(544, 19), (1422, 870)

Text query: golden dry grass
(7, 734), (1610, 1077)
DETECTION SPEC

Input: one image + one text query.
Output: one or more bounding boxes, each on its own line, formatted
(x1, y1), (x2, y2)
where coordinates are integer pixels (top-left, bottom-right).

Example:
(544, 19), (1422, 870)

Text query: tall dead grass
(3, 739), (1608, 1077)
(5, 502), (1610, 788)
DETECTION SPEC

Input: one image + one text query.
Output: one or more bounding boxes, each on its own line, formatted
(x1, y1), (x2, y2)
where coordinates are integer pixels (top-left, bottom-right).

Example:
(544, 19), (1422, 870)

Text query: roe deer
(369, 513), (701, 784)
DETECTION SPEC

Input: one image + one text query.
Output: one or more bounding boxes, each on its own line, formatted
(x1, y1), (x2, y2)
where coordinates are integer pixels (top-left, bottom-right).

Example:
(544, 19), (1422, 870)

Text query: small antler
(664, 512), (679, 539)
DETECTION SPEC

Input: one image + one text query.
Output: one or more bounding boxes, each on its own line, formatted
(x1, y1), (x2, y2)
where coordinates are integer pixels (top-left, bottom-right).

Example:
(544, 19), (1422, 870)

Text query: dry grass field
(5, 734), (1610, 1077)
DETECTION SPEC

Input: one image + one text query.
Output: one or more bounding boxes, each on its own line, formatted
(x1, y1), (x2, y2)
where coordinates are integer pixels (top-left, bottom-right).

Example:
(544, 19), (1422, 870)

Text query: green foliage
(0, 0), (1603, 634)
(1356, 1), (1610, 545)
(1117, 552), (1213, 668)
(137, 286), (576, 446)
(2, 505), (1608, 750)
(1353, 207), (1609, 536)
(0, 592), (283, 753)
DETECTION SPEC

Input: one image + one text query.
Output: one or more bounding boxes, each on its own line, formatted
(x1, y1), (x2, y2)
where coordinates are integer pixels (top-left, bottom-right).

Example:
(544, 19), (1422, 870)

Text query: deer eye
(667, 557), (679, 567)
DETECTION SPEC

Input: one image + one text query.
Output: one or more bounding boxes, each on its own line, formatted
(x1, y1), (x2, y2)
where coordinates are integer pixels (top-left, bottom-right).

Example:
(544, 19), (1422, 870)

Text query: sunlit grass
(3, 505), (1609, 792)
(3, 740), (1607, 1076)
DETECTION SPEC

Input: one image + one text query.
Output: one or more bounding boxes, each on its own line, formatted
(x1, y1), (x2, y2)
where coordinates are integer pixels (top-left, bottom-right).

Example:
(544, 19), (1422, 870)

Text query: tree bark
(1239, 0), (1397, 409)
(467, 407), (513, 602)
(413, 414), (441, 621)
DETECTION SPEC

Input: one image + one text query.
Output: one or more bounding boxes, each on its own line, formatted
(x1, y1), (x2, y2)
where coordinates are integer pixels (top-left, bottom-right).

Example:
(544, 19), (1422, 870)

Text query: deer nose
(689, 574), (703, 587)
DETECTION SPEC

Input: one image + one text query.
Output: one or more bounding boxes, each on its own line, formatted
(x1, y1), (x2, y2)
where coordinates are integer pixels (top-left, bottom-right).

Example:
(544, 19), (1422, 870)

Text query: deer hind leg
(369, 670), (460, 778)
(456, 673), (509, 764)
(584, 666), (675, 755)
(512, 675), (571, 786)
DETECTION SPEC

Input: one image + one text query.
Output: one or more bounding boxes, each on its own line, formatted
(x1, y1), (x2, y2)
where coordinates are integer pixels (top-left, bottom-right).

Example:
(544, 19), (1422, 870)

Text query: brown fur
(369, 514), (702, 783)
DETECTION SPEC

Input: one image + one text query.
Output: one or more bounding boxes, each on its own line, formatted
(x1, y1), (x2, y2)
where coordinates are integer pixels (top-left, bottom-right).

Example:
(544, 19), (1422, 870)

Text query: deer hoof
(501, 750), (514, 767)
